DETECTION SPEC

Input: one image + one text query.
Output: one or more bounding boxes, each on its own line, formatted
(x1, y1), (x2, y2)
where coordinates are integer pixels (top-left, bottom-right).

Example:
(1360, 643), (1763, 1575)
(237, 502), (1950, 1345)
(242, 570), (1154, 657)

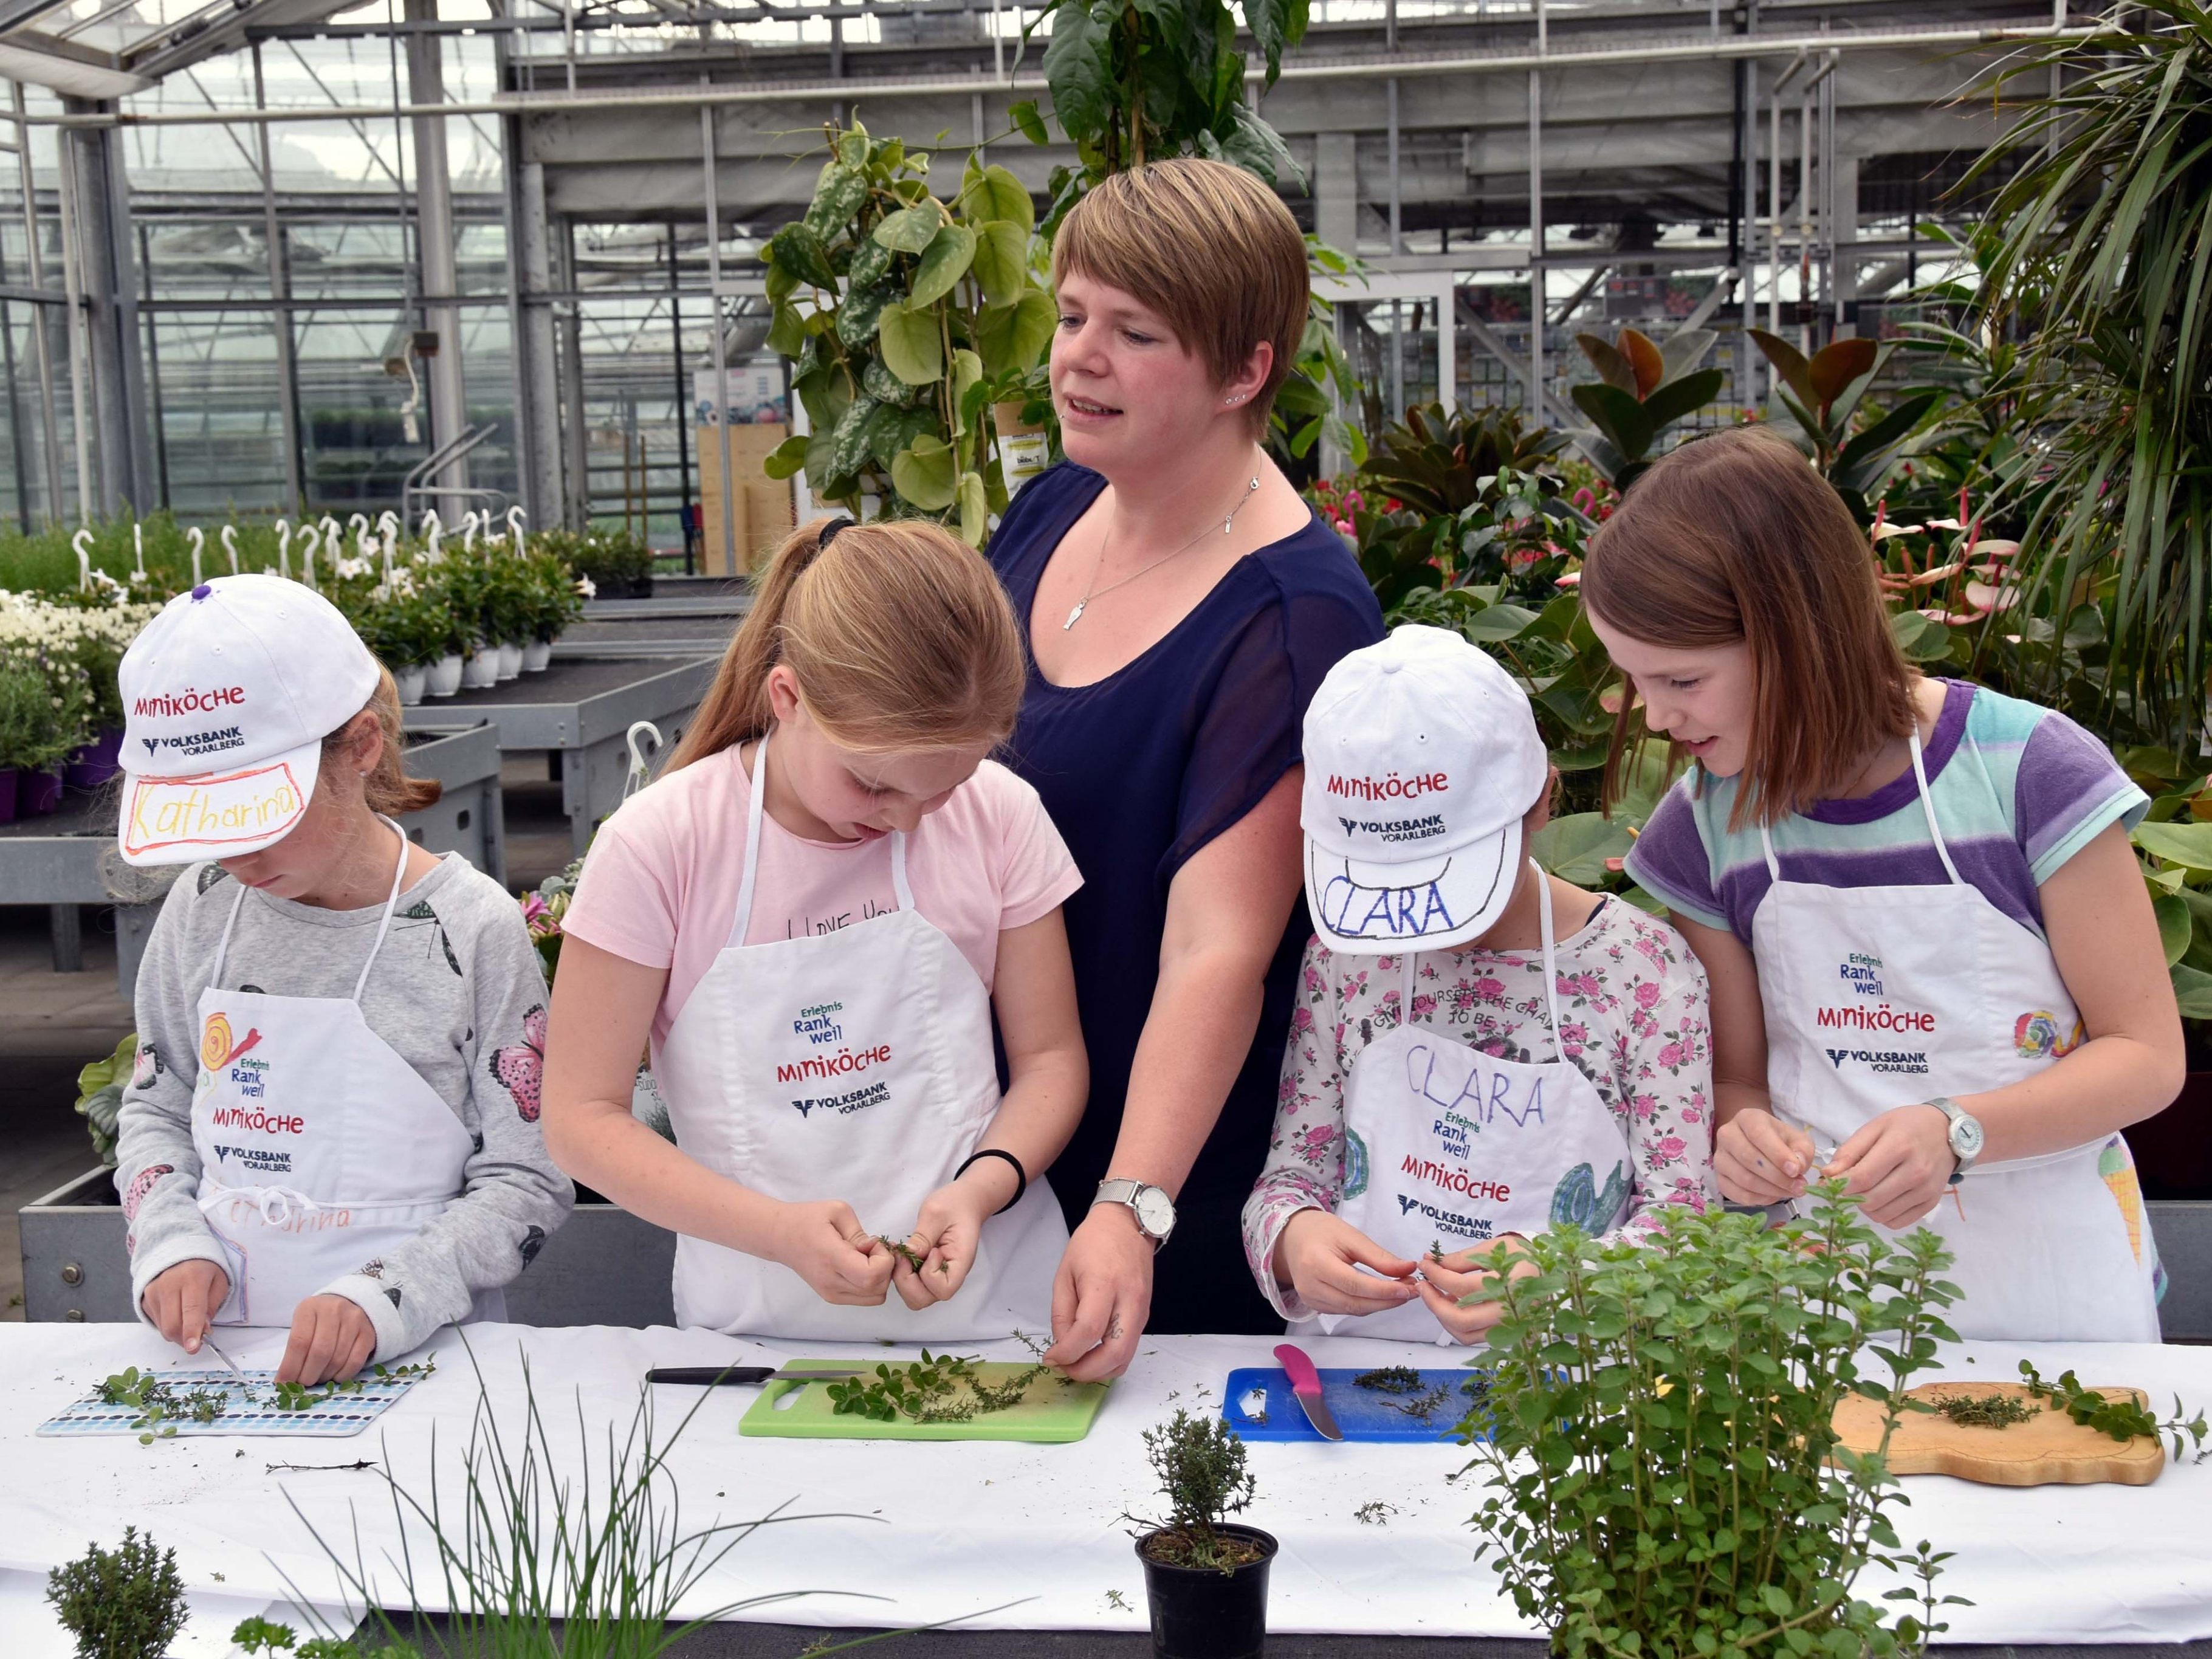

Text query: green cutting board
(736, 1359), (1111, 1443)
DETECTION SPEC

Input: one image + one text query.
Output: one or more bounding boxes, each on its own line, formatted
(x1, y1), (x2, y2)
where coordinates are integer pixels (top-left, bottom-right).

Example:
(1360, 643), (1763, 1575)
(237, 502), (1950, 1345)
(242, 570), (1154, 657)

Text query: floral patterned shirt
(1242, 896), (1720, 1321)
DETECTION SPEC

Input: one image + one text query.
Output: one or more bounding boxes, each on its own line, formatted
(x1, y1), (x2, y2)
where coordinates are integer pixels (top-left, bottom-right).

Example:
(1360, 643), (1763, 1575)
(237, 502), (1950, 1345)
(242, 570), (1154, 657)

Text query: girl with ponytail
(544, 518), (1088, 1339)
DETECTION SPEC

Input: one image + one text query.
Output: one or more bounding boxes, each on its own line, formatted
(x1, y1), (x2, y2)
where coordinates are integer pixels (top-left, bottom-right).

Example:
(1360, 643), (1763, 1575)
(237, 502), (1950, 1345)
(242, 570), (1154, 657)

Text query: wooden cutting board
(1832, 1381), (2163, 1486)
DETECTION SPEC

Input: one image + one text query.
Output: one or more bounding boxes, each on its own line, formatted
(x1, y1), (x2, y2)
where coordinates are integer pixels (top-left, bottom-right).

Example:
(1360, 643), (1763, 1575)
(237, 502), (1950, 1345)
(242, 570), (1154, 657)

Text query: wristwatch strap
(1094, 1178), (1171, 1246)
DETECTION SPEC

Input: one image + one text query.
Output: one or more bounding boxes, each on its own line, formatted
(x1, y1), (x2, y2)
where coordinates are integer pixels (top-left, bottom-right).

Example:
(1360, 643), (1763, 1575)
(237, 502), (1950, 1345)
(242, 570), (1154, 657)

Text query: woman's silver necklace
(1063, 471), (1263, 630)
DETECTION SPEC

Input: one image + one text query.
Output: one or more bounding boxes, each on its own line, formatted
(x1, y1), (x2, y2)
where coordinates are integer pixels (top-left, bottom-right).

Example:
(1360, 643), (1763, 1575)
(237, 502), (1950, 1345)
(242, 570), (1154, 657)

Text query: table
(0, 724), (507, 998)
(401, 656), (718, 854)
(1, 1325), (2207, 1654)
(558, 591), (748, 662)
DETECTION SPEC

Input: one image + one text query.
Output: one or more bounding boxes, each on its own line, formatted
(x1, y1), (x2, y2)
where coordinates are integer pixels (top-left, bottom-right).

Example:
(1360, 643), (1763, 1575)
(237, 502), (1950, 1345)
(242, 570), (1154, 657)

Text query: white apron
(652, 729), (1065, 1339)
(1751, 729), (2160, 1342)
(191, 821), (500, 1330)
(1320, 867), (1637, 1340)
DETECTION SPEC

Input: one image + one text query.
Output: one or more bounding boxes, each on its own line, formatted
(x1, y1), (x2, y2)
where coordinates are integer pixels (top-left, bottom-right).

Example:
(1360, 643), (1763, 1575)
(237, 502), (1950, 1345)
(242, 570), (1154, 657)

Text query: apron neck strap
(728, 726), (912, 947)
(205, 816), (411, 1001)
(1396, 859), (1565, 1063)
(1758, 723), (1961, 887)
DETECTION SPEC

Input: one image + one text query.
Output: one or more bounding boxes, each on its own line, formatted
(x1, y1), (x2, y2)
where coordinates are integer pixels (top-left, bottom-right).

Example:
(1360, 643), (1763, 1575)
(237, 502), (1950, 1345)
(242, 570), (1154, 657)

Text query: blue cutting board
(1221, 1365), (1494, 1444)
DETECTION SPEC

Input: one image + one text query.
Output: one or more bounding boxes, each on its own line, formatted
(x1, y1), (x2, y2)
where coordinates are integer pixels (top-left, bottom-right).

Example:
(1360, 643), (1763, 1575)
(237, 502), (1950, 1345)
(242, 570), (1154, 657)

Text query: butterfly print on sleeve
(490, 1004), (548, 1122)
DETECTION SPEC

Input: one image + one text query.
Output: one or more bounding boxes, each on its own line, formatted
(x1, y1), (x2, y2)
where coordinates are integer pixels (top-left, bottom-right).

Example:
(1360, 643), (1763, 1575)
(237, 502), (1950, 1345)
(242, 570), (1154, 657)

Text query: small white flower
(575, 575), (597, 599)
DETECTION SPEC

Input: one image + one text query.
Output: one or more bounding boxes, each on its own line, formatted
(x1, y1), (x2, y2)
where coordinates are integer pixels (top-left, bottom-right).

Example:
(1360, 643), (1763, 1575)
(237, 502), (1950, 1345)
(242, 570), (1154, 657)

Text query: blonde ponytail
(668, 517), (1026, 770)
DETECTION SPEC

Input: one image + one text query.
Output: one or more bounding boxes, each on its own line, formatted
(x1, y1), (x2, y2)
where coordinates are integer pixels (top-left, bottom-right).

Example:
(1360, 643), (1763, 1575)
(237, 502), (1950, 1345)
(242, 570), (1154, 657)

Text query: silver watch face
(1132, 1186), (1175, 1237)
(1949, 1113), (1985, 1159)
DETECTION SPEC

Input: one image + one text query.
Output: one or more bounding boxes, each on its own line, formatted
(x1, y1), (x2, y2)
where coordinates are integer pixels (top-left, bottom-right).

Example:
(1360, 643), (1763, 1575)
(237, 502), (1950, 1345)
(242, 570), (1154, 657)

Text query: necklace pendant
(1062, 600), (1086, 630)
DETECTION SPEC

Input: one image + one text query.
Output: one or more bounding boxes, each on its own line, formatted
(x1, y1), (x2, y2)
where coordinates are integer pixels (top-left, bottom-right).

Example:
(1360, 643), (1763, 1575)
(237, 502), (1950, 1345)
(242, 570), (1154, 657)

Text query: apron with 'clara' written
(1319, 867), (1636, 1341)
(651, 728), (1065, 1339)
(191, 820), (502, 1329)
(1752, 727), (2160, 1342)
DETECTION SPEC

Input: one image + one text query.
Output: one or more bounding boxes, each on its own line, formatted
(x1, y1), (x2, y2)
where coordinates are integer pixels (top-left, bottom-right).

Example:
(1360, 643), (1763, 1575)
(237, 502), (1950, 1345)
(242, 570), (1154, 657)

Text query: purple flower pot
(63, 725), (124, 791)
(20, 769), (62, 815)
(0, 769), (20, 825)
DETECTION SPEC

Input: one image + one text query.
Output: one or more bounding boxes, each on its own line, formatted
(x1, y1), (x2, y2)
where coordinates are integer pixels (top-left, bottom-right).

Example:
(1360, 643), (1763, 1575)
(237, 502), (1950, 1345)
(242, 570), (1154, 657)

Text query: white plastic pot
(498, 641), (525, 681)
(522, 639), (554, 673)
(395, 664), (428, 706)
(463, 650), (501, 690)
(426, 653), (465, 698)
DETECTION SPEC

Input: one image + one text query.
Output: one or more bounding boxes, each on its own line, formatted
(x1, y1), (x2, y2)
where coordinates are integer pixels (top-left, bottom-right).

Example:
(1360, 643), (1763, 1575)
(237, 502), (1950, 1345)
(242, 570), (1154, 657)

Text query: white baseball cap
(1301, 624), (1550, 954)
(116, 575), (381, 867)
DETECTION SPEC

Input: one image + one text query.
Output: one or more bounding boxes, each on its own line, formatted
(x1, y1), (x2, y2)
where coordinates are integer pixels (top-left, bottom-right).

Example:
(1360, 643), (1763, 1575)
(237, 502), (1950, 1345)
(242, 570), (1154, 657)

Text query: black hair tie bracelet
(954, 1148), (1028, 1215)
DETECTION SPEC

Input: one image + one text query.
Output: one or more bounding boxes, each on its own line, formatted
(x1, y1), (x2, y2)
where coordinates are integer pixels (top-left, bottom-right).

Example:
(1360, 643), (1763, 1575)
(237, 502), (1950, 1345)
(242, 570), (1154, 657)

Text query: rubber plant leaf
(1807, 337), (1880, 410)
(877, 301), (945, 385)
(1832, 391), (1940, 482)
(1571, 382), (1657, 460)
(1657, 327), (1717, 385)
(1576, 332), (1638, 395)
(1747, 329), (1818, 410)
(891, 434), (960, 510)
(1637, 368), (1724, 432)
(1619, 328), (1665, 399)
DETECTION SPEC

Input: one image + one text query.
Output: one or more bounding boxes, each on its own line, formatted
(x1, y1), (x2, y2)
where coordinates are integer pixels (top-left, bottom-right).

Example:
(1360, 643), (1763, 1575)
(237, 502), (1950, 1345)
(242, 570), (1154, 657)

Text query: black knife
(645, 1365), (869, 1386)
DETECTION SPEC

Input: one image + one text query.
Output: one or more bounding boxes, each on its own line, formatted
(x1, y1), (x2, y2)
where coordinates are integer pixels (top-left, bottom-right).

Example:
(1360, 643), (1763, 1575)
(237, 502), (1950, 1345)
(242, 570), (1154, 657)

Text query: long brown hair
(1580, 427), (1915, 827)
(668, 517), (1026, 771)
(324, 664), (441, 816)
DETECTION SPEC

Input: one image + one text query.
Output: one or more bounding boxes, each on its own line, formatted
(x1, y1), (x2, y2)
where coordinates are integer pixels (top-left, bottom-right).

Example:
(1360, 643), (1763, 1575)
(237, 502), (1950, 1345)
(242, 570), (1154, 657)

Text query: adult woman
(1582, 428), (2182, 1342)
(989, 159), (1384, 1376)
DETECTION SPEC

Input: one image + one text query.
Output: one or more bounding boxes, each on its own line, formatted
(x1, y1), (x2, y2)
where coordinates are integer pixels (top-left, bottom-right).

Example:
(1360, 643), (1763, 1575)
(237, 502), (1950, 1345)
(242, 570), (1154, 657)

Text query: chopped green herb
(1353, 1365), (1423, 1395)
(1934, 1392), (2036, 1429)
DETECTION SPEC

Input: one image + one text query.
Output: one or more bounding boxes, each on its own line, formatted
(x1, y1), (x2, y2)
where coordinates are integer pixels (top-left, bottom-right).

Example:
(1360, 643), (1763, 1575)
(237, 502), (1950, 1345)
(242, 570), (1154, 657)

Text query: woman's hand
(769, 1199), (895, 1306)
(278, 1294), (377, 1385)
(1825, 1103), (1955, 1228)
(140, 1259), (230, 1355)
(1713, 1108), (1818, 1205)
(1272, 1209), (1420, 1317)
(1044, 1204), (1152, 1382)
(894, 1160), (1020, 1308)
(1414, 1235), (1539, 1344)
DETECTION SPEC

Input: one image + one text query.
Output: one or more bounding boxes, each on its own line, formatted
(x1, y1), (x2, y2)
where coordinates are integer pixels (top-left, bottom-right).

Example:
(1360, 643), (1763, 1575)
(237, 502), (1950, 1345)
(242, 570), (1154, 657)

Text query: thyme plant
(1454, 1182), (1965, 1659)
(1133, 1408), (1260, 1572)
(46, 1527), (188, 1659)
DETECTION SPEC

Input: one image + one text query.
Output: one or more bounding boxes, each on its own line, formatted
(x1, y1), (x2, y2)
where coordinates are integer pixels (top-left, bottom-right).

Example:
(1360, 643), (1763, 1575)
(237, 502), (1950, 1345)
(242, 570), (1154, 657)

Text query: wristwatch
(1094, 1178), (1176, 1249)
(1926, 1097), (1985, 1184)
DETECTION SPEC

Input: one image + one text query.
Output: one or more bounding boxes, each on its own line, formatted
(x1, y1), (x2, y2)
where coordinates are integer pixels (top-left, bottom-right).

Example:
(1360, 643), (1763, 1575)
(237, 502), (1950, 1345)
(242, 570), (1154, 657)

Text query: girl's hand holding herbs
(140, 1259), (230, 1355)
(1272, 1209), (1421, 1316)
(275, 1293), (377, 1386)
(1824, 1103), (1956, 1228)
(770, 1198), (896, 1306)
(893, 1159), (1022, 1308)
(1415, 1235), (1538, 1344)
(1713, 1108), (1819, 1205)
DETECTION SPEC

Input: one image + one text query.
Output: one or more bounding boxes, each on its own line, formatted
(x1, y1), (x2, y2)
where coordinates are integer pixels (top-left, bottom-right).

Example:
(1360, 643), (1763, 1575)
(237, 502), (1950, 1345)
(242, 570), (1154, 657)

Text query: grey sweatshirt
(114, 854), (574, 1361)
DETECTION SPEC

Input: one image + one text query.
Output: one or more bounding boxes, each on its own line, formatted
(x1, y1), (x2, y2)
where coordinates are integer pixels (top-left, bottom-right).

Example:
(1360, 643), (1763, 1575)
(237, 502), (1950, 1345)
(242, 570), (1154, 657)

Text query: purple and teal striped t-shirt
(1623, 679), (2148, 946)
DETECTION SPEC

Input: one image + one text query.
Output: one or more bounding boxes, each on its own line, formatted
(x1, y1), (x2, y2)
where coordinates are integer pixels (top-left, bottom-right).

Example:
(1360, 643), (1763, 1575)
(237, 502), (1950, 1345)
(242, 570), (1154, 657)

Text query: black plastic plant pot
(1135, 1523), (1279, 1659)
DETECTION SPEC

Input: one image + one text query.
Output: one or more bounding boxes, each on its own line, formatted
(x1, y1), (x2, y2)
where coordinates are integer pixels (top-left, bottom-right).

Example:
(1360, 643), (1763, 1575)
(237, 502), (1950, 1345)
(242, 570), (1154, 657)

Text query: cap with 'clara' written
(117, 574), (380, 867)
(1300, 623), (1550, 954)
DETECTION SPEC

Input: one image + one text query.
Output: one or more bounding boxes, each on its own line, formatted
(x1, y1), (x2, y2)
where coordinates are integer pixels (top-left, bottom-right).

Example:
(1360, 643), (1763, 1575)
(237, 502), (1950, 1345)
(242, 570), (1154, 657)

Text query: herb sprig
(823, 1342), (1054, 1424)
(2018, 1361), (2211, 1460)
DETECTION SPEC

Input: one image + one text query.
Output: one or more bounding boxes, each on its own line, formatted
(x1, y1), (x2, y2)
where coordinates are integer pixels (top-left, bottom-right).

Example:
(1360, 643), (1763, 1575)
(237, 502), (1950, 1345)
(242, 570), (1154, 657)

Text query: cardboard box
(698, 421), (795, 576)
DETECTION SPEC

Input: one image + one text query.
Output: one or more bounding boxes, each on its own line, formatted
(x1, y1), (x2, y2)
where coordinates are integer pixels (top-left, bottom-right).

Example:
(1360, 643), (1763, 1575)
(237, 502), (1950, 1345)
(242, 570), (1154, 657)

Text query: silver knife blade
(199, 1338), (250, 1382)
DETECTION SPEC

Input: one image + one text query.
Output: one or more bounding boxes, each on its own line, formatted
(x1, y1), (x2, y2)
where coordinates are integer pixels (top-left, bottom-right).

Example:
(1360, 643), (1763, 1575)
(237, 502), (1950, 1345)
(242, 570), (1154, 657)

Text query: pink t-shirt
(562, 744), (1083, 1057)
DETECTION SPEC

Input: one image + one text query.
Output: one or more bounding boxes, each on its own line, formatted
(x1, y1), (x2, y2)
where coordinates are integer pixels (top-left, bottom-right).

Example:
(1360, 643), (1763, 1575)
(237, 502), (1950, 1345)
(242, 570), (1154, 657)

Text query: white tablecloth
(1, 1324), (2209, 1651)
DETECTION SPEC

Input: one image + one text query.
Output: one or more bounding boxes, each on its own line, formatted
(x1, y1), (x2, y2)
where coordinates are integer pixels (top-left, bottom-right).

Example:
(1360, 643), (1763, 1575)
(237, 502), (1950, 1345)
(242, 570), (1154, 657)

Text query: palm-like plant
(1964, 0), (2212, 751)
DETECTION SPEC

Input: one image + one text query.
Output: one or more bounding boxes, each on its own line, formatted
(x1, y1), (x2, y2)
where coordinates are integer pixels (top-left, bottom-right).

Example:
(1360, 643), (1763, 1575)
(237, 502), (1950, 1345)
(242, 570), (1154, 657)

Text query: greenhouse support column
(1314, 134), (1356, 254)
(253, 45), (304, 515)
(1739, 59), (1758, 407)
(407, 0), (467, 495)
(702, 103), (735, 574)
(558, 220), (588, 529)
(12, 83), (63, 525)
(1830, 153), (1858, 336)
(515, 159), (564, 530)
(64, 104), (153, 517)
(1527, 67), (1544, 422)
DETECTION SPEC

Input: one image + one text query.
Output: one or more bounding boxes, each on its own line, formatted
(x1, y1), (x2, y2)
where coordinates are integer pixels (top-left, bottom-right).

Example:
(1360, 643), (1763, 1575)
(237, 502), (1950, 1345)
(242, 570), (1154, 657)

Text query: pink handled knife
(1273, 1342), (1343, 1441)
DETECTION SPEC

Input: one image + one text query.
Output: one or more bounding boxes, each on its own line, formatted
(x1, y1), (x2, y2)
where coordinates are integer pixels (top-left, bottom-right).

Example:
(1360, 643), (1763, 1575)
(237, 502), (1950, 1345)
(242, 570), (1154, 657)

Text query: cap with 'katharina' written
(116, 574), (380, 867)
(1300, 624), (1550, 954)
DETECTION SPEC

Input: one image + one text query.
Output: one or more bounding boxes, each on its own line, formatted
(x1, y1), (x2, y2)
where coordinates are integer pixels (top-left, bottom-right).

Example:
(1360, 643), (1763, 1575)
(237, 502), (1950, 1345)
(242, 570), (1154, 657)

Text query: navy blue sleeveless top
(989, 462), (1384, 1334)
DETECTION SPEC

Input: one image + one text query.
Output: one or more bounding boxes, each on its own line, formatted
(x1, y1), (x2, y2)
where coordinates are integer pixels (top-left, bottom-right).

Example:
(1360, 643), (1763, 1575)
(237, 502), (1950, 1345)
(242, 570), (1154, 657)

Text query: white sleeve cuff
(126, 1236), (233, 1332)
(323, 1273), (405, 1364)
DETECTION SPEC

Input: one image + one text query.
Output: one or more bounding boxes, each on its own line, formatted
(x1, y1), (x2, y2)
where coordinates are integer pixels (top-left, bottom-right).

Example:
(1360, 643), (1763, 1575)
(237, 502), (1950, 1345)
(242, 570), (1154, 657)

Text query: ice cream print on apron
(650, 726), (1066, 1339)
(1321, 867), (1636, 1341)
(1751, 727), (2161, 1342)
(190, 819), (495, 1327)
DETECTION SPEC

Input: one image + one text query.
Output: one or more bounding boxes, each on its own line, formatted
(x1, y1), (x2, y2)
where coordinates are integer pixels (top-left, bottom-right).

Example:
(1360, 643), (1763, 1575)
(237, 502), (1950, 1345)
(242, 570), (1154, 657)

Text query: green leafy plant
(0, 647), (80, 774)
(1453, 1183), (1966, 1659)
(1934, 1392), (2036, 1429)
(541, 526), (654, 597)
(1748, 331), (1941, 521)
(2018, 1360), (2212, 1460)
(75, 1031), (136, 1167)
(2126, 768), (2212, 1018)
(824, 1347), (1054, 1424)
(93, 1365), (230, 1443)
(758, 122), (1053, 544)
(1132, 1407), (1262, 1572)
(232, 1619), (421, 1659)
(46, 1526), (188, 1659)
(1568, 326), (1724, 489)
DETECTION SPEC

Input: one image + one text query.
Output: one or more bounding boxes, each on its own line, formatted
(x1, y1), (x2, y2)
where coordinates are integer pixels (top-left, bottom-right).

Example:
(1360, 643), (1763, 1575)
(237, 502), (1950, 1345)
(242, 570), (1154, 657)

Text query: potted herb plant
(46, 1526), (188, 1659)
(1454, 1183), (1965, 1659)
(1129, 1407), (1276, 1659)
(0, 650), (74, 822)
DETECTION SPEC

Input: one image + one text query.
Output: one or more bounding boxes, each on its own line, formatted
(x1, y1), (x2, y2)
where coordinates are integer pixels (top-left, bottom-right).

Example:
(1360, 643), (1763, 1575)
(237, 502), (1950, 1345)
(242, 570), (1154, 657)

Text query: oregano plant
(1454, 1182), (1968, 1659)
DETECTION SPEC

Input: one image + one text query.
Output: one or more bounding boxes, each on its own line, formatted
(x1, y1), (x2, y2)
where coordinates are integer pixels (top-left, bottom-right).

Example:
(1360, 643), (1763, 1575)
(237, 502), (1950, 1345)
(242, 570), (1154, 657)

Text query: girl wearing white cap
(1243, 625), (1719, 1342)
(111, 575), (573, 1384)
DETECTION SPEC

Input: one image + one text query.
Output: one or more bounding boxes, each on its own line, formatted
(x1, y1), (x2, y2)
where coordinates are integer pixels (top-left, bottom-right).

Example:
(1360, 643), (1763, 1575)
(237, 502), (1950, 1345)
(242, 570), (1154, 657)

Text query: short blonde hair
(668, 517), (1027, 767)
(1053, 158), (1308, 432)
